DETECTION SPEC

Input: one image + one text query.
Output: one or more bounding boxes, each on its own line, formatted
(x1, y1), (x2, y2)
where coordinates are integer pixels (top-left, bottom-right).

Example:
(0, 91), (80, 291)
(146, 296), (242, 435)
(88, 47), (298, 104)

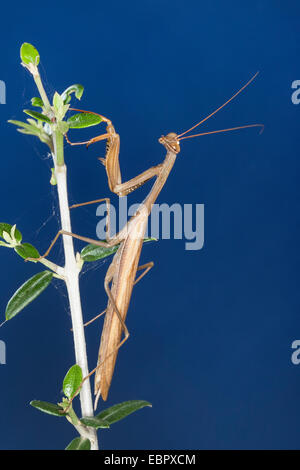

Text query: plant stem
(23, 64), (98, 450)
(54, 130), (64, 166)
(53, 149), (98, 450)
(33, 73), (52, 114)
(31, 66), (98, 449)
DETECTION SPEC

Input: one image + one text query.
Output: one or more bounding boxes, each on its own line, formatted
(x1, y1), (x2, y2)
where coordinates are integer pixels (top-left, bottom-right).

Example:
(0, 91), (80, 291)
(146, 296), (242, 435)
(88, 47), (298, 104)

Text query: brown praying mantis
(27, 72), (263, 408)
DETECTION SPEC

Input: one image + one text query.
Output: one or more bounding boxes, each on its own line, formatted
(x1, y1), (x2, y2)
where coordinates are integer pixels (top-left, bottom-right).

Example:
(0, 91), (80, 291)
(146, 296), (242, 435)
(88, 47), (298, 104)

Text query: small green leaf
(53, 92), (63, 110)
(0, 241), (11, 248)
(80, 416), (110, 429)
(8, 119), (36, 130)
(31, 97), (44, 107)
(14, 243), (40, 260)
(53, 92), (69, 121)
(81, 242), (120, 262)
(2, 231), (12, 244)
(0, 223), (22, 243)
(67, 113), (102, 129)
(20, 43), (40, 66)
(143, 237), (157, 244)
(61, 84), (84, 104)
(23, 109), (51, 123)
(81, 237), (157, 263)
(65, 437), (91, 450)
(8, 119), (52, 148)
(30, 400), (66, 417)
(96, 400), (152, 425)
(63, 365), (83, 399)
(5, 271), (53, 320)
(8, 119), (41, 135)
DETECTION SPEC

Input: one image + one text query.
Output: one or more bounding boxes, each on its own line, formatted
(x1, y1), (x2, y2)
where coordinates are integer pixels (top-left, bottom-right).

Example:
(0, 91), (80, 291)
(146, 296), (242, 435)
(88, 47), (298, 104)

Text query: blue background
(0, 0), (300, 450)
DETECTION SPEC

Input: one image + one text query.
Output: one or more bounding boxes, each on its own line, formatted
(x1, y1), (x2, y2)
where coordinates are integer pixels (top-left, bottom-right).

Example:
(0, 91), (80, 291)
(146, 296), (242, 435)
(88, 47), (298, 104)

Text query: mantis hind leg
(134, 261), (154, 285)
(25, 229), (121, 263)
(82, 309), (107, 328)
(76, 258), (152, 332)
(80, 261), (153, 328)
(26, 196), (123, 263)
(70, 197), (113, 243)
(101, 260), (154, 342)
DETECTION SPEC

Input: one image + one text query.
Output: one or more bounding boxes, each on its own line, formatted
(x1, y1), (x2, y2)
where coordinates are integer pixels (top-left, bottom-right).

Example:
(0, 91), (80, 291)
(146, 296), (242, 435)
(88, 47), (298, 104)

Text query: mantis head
(159, 133), (181, 154)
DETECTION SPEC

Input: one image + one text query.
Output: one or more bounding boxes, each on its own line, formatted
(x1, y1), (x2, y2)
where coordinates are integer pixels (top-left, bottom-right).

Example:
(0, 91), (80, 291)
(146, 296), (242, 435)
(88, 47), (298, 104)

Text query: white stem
(54, 162), (98, 450)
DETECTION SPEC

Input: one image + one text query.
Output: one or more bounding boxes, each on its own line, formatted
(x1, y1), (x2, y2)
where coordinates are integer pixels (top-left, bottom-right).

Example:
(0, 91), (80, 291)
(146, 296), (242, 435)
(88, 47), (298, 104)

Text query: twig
(53, 146), (98, 450)
(31, 65), (99, 450)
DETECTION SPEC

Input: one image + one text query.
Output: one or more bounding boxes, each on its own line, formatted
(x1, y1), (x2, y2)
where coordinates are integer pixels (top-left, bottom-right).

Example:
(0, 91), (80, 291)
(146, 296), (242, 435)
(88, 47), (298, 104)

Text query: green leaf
(5, 271), (53, 320)
(0, 223), (22, 243)
(63, 365), (83, 399)
(2, 231), (12, 244)
(67, 113), (102, 129)
(14, 243), (40, 260)
(23, 109), (51, 123)
(52, 92), (69, 121)
(96, 400), (152, 425)
(8, 120), (41, 136)
(81, 242), (120, 262)
(80, 416), (110, 429)
(0, 241), (11, 248)
(20, 43), (40, 66)
(61, 84), (84, 104)
(8, 119), (52, 148)
(8, 119), (36, 131)
(53, 92), (63, 110)
(143, 237), (157, 244)
(81, 237), (157, 263)
(31, 97), (44, 107)
(30, 400), (66, 417)
(65, 437), (91, 450)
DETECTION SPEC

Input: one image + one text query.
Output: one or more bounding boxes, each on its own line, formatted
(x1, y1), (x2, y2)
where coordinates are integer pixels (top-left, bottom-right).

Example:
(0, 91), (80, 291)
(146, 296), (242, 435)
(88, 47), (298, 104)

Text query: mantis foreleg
(65, 108), (163, 197)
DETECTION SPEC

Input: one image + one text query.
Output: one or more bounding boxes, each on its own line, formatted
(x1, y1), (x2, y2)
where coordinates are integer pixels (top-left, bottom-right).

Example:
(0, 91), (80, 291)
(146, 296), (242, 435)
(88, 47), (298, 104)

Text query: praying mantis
(28, 72), (263, 408)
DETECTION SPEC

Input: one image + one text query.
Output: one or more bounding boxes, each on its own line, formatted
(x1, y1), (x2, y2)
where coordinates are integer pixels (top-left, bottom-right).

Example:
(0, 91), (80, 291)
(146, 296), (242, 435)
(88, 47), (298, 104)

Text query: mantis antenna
(177, 71), (261, 139)
(178, 123), (264, 141)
